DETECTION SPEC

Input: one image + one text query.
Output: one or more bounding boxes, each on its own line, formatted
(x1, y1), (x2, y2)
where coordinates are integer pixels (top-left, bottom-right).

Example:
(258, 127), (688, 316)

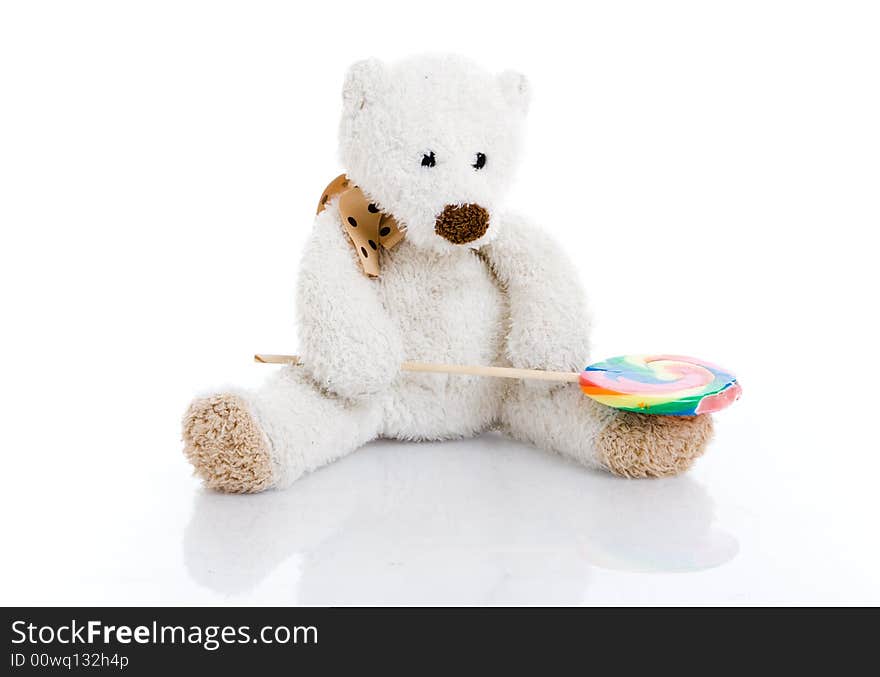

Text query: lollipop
(578, 355), (741, 416)
(254, 353), (741, 416)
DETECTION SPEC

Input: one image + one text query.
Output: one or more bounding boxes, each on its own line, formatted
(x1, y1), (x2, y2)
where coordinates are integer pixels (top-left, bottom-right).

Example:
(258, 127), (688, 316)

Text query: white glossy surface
(2, 1), (878, 605)
(3, 381), (879, 605)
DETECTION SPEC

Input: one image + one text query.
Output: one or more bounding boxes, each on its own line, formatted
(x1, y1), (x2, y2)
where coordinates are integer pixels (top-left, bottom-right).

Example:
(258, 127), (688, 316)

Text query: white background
(1, 1), (878, 604)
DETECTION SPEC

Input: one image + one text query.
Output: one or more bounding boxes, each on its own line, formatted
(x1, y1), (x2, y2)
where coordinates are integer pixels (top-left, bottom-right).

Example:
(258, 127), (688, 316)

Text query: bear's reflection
(184, 434), (737, 603)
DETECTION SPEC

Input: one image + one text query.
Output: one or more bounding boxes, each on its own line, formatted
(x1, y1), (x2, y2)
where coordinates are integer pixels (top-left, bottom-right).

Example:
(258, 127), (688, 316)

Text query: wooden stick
(254, 353), (581, 383)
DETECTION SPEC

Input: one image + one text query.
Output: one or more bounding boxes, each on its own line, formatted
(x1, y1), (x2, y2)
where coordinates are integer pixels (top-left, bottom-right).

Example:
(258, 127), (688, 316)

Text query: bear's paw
(182, 394), (274, 493)
(596, 412), (714, 478)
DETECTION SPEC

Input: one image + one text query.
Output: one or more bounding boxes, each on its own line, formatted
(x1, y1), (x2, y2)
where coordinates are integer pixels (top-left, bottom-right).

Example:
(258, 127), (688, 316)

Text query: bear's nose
(434, 204), (490, 244)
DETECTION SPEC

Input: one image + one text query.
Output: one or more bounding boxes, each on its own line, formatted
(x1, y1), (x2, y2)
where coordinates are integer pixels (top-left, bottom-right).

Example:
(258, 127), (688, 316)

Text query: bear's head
(338, 54), (530, 252)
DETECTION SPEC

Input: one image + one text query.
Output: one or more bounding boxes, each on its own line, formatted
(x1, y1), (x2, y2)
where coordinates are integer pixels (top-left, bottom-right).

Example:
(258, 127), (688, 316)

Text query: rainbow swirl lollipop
(578, 355), (741, 416)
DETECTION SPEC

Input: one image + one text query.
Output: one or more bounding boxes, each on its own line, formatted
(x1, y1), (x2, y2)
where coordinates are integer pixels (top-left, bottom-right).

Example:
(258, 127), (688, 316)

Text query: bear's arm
(295, 205), (404, 399)
(481, 212), (592, 372)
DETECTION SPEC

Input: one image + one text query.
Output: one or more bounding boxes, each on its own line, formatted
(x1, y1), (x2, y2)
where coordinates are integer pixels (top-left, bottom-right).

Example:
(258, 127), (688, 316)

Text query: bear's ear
(498, 70), (531, 115)
(342, 58), (387, 115)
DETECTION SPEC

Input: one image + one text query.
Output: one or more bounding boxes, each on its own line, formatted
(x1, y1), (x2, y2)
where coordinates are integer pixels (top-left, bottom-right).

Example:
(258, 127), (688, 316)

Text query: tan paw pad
(182, 394), (274, 494)
(597, 412), (714, 478)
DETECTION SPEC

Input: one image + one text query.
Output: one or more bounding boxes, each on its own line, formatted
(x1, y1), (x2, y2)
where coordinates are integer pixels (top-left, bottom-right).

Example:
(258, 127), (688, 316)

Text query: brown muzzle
(434, 204), (489, 244)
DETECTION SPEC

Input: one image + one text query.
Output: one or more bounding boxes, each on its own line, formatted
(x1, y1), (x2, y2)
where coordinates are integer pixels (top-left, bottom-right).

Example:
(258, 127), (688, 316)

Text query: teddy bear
(182, 54), (714, 494)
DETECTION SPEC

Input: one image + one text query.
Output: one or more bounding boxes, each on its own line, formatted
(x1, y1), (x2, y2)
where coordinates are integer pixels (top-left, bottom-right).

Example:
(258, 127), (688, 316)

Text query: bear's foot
(596, 412), (714, 478)
(182, 394), (275, 493)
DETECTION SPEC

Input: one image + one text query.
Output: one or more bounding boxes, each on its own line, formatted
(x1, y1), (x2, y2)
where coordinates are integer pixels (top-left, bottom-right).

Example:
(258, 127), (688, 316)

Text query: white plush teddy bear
(183, 54), (713, 494)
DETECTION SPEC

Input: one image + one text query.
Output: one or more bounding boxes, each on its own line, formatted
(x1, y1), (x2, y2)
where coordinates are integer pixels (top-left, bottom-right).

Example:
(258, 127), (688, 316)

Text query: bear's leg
(500, 383), (714, 478)
(182, 366), (383, 493)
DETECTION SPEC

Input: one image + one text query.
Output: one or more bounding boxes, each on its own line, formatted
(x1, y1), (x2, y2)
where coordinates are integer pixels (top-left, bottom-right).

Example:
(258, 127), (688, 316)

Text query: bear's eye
(472, 152), (487, 170)
(421, 151), (436, 167)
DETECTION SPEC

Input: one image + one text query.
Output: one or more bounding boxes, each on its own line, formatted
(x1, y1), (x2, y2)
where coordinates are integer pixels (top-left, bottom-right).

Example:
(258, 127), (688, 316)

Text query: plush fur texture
(338, 55), (527, 253)
(596, 412), (714, 478)
(183, 394), (274, 493)
(434, 203), (489, 243)
(182, 54), (715, 493)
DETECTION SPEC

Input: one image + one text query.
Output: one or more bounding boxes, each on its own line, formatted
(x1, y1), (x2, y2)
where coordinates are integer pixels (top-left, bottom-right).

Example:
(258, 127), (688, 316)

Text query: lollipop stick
(253, 354), (580, 383)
